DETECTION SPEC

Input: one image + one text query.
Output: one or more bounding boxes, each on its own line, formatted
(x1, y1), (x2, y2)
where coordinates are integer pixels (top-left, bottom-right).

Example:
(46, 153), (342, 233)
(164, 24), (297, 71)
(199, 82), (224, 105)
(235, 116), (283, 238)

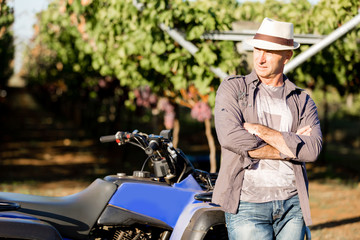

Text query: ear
(284, 50), (293, 64)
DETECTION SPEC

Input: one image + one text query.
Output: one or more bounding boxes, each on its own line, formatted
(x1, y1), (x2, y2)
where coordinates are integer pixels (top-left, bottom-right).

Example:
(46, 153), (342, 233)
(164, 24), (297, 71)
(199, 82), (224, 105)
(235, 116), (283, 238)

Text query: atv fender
(181, 207), (227, 240)
(0, 216), (62, 240)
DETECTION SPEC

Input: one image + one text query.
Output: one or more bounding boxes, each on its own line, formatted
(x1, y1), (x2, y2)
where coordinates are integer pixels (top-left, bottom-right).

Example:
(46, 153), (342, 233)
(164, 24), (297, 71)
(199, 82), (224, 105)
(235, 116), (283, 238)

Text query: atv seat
(0, 178), (117, 239)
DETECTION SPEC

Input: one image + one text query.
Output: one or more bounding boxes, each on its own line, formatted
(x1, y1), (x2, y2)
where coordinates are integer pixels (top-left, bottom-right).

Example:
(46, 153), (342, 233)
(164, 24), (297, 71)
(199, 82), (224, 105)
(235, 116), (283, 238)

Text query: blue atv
(0, 129), (227, 240)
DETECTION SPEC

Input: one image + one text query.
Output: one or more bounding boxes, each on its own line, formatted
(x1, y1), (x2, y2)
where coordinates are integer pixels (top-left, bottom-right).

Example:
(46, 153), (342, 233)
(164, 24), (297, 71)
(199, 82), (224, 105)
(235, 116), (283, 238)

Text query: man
(212, 18), (322, 239)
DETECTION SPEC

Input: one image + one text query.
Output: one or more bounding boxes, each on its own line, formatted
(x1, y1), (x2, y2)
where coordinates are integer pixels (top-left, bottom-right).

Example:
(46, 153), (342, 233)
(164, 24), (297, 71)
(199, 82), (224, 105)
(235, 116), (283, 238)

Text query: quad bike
(0, 129), (227, 240)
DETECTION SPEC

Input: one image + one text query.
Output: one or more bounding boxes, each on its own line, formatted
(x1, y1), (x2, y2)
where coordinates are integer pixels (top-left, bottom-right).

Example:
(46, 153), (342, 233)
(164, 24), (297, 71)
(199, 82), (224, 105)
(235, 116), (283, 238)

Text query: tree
(0, 0), (15, 87)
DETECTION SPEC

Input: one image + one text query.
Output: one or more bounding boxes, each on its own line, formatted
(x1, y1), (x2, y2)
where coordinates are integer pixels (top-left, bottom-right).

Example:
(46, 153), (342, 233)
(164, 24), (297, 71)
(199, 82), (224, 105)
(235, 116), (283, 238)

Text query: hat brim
(245, 38), (300, 50)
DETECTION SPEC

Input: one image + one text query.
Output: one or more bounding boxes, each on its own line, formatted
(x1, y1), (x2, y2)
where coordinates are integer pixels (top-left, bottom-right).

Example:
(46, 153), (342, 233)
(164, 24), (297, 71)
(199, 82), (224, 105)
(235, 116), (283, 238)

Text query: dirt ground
(309, 181), (360, 240)
(1, 88), (360, 240)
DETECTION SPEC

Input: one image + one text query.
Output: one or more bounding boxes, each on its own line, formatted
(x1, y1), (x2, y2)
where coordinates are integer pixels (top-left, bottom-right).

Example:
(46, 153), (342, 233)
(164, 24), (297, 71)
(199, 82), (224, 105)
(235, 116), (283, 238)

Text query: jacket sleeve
(281, 93), (323, 163)
(214, 77), (264, 155)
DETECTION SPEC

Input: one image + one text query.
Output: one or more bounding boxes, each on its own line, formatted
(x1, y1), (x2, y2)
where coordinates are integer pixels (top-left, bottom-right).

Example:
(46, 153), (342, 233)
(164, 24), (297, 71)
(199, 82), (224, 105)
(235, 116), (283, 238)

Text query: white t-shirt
(240, 83), (297, 203)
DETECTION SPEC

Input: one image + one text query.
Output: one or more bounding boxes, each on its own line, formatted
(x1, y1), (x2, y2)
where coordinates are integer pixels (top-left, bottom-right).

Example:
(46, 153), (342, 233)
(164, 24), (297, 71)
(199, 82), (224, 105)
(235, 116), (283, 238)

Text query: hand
(296, 125), (312, 136)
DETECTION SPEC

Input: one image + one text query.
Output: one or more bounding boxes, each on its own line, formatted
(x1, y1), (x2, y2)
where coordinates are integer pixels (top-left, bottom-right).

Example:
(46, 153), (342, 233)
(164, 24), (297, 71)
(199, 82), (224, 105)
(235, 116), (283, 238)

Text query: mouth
(256, 64), (267, 70)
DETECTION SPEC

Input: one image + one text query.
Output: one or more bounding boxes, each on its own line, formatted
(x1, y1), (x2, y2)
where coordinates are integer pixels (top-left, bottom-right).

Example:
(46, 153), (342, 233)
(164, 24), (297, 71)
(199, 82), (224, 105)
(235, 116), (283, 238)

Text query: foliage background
(2, 0), (360, 174)
(0, 0), (15, 88)
(22, 0), (360, 114)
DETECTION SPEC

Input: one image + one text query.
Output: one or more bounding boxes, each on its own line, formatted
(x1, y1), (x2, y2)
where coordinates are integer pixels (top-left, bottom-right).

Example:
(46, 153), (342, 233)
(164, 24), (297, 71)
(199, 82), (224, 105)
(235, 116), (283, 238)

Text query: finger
(302, 128), (311, 136)
(296, 127), (306, 135)
(296, 125), (311, 135)
(297, 127), (312, 136)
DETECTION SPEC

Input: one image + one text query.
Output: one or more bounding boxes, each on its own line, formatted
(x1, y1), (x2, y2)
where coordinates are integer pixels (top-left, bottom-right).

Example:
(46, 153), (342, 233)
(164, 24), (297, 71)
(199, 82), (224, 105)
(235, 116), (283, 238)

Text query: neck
(259, 73), (284, 87)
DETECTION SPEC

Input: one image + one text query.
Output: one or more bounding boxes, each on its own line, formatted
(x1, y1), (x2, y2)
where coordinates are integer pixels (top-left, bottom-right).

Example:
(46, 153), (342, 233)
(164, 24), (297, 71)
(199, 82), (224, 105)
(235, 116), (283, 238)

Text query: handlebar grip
(145, 140), (159, 155)
(99, 135), (117, 143)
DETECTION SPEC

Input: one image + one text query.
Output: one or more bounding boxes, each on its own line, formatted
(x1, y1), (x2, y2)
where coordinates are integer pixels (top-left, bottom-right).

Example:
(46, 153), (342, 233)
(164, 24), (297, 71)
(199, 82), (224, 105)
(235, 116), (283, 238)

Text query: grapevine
(17, 0), (360, 172)
(0, 0), (15, 87)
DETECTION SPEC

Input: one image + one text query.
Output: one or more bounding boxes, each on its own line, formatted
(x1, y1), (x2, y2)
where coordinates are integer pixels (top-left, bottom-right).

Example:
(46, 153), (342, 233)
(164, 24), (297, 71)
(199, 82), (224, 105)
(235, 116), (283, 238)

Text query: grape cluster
(191, 101), (212, 122)
(134, 86), (157, 108)
(158, 98), (175, 129)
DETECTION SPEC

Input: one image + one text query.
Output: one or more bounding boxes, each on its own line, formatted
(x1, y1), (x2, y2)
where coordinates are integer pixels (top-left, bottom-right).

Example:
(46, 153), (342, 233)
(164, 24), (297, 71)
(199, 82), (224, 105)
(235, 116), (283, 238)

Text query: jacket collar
(247, 70), (302, 95)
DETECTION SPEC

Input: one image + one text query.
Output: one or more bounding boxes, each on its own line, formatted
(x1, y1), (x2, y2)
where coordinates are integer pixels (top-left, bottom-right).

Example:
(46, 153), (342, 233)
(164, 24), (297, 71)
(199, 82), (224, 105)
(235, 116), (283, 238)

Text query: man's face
(253, 48), (293, 81)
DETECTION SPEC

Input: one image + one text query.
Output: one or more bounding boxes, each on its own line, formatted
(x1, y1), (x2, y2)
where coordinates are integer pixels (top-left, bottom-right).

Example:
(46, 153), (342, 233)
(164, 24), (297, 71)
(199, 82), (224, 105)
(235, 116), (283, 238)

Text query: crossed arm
(243, 123), (312, 160)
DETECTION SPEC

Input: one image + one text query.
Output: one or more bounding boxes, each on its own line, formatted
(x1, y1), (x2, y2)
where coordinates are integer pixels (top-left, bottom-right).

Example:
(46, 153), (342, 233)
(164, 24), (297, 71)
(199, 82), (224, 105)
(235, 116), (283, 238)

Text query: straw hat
(245, 18), (300, 50)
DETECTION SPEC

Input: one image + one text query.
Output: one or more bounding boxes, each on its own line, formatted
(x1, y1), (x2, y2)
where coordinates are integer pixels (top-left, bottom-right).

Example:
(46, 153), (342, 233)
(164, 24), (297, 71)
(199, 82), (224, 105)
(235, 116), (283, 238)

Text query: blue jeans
(225, 195), (305, 240)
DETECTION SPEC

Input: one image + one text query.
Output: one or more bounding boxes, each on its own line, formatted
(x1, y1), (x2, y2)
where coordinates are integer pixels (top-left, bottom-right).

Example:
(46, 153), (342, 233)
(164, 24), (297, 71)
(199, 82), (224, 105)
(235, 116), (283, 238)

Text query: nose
(256, 50), (266, 64)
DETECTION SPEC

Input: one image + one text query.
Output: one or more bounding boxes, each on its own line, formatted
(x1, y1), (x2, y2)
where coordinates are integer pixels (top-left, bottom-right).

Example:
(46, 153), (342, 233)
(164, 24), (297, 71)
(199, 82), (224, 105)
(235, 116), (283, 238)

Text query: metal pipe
(159, 23), (229, 80)
(284, 11), (360, 74)
(202, 31), (325, 45)
(159, 23), (199, 55)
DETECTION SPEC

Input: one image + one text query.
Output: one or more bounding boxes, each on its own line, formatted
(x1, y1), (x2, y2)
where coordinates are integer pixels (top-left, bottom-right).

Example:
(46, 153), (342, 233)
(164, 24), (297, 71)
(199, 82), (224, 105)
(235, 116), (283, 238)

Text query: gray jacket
(212, 71), (323, 226)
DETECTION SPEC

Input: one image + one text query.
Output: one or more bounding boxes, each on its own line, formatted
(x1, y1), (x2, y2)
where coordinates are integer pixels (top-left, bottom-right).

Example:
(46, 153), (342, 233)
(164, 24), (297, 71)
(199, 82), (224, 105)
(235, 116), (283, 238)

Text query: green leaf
(187, 25), (205, 40)
(152, 41), (166, 55)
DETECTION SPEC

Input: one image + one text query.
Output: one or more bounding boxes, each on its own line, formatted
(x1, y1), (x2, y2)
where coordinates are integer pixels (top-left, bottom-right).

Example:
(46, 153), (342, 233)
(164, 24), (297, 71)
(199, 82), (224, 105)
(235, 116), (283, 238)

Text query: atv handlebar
(100, 131), (135, 144)
(145, 140), (159, 155)
(99, 130), (214, 188)
(100, 130), (165, 156)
